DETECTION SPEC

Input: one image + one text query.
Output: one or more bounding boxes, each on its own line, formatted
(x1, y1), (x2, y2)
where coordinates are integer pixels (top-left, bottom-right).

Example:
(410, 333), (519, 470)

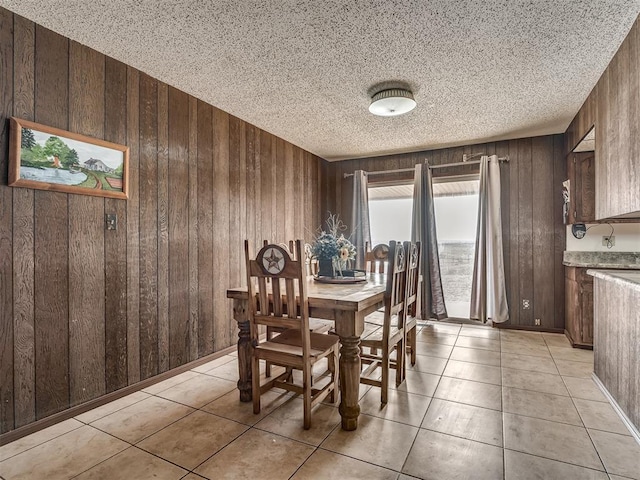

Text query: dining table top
(226, 273), (387, 313)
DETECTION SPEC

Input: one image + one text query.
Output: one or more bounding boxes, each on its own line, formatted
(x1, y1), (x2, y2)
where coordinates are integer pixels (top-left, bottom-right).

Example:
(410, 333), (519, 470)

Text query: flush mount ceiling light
(369, 88), (417, 117)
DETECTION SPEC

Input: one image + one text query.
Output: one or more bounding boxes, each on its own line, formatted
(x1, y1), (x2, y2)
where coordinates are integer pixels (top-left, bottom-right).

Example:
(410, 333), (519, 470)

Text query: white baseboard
(592, 373), (640, 445)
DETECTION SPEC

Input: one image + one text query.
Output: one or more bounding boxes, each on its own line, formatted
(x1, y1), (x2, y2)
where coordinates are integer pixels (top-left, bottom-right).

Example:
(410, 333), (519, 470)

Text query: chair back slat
(403, 241), (421, 317)
(272, 278), (283, 316)
(257, 277), (269, 316)
(285, 279), (297, 320)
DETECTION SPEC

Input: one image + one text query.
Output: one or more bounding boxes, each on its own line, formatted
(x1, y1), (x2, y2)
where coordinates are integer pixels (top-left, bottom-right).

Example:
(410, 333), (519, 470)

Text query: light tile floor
(2, 323), (640, 480)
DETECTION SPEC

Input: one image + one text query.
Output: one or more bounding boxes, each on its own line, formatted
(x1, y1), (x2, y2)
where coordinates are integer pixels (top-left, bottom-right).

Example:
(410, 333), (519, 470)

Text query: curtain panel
(470, 155), (509, 323)
(351, 170), (372, 270)
(411, 164), (448, 320)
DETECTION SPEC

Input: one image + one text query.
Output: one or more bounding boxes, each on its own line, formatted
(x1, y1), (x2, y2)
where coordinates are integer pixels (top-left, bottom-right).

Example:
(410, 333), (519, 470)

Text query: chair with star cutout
(360, 240), (408, 403)
(269, 240), (333, 330)
(262, 240), (333, 377)
(268, 240), (333, 334)
(245, 239), (339, 429)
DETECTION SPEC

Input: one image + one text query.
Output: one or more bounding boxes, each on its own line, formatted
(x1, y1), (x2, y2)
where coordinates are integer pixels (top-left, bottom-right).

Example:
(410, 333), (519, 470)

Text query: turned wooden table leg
(233, 298), (252, 402)
(338, 335), (361, 431)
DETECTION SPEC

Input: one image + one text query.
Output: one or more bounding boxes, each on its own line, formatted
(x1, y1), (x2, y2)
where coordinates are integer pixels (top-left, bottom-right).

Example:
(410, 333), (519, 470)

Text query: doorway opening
(432, 175), (480, 319)
(367, 175), (479, 319)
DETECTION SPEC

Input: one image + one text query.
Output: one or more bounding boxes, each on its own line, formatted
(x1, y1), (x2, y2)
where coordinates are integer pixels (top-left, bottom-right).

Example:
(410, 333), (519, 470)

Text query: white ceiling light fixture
(369, 88), (417, 117)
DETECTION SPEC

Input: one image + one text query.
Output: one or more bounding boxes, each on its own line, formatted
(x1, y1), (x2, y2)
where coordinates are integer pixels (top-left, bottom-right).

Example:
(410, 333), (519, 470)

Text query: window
(368, 183), (413, 246)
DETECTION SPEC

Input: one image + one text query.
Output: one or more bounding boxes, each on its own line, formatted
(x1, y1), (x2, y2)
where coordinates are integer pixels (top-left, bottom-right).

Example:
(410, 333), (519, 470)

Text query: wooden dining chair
(364, 242), (390, 274)
(268, 240), (332, 334)
(263, 240), (333, 379)
(360, 240), (407, 403)
(403, 241), (421, 372)
(245, 240), (339, 429)
(364, 242), (390, 330)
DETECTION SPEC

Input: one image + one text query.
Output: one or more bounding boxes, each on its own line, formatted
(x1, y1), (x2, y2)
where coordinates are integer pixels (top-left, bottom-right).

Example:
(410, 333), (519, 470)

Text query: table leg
(338, 335), (361, 431)
(233, 298), (252, 402)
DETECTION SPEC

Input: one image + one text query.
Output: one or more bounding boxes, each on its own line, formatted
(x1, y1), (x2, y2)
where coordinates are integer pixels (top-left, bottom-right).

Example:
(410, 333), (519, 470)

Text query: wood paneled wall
(324, 136), (566, 330)
(565, 16), (640, 219)
(0, 9), (324, 435)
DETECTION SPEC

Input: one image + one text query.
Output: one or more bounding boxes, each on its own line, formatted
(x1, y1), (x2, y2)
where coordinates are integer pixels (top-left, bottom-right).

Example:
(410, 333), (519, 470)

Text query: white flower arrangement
(311, 213), (356, 275)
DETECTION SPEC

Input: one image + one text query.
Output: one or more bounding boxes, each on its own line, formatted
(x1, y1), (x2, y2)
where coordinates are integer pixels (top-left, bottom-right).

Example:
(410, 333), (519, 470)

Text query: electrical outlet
(522, 299), (530, 310)
(602, 235), (615, 246)
(534, 318), (541, 326)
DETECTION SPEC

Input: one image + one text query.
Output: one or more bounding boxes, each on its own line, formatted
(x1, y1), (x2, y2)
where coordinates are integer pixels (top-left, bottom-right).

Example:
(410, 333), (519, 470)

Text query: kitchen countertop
(563, 251), (640, 269)
(587, 269), (640, 291)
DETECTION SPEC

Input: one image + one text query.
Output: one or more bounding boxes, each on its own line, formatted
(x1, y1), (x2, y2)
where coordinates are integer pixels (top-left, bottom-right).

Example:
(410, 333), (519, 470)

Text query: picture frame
(8, 117), (129, 200)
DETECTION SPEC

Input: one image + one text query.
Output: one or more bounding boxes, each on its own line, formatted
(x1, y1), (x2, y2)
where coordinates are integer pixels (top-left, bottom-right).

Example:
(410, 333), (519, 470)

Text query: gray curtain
(470, 155), (509, 323)
(351, 170), (372, 270)
(411, 164), (447, 320)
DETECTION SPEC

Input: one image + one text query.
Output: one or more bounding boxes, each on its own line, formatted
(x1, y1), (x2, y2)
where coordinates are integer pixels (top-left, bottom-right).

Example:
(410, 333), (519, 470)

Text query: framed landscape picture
(8, 117), (129, 199)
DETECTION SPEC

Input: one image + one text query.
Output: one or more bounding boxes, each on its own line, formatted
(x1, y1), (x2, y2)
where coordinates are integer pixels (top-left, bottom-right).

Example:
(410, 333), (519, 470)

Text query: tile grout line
(501, 336), (607, 478)
(69, 444), (190, 479)
(398, 354), (445, 476)
(0, 420), (85, 463)
(73, 391), (153, 425)
(286, 415), (345, 480)
(504, 336), (609, 475)
(502, 446), (610, 475)
(400, 323), (493, 477)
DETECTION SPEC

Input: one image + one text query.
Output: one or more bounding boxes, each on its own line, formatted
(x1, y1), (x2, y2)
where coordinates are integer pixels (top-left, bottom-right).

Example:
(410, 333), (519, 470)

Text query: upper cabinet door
(567, 152), (596, 224)
(573, 153), (596, 223)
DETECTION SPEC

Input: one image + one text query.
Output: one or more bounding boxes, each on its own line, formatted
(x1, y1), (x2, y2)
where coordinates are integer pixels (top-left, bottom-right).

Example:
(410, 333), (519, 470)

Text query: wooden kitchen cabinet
(565, 266), (594, 349)
(567, 152), (596, 224)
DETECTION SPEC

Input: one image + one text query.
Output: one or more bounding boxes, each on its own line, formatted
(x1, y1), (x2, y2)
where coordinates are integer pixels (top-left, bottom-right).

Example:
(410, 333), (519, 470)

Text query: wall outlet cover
(602, 235), (615, 246)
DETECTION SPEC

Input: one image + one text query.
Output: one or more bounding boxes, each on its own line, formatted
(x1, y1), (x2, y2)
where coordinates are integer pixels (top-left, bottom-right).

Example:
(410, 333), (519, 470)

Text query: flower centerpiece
(311, 213), (356, 277)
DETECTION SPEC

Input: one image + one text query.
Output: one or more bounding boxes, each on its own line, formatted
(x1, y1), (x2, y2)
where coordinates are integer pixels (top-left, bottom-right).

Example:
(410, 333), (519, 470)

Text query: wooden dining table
(226, 273), (386, 430)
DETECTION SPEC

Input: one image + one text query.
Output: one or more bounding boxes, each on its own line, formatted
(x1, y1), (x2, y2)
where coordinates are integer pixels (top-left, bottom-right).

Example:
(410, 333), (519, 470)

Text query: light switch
(105, 214), (117, 230)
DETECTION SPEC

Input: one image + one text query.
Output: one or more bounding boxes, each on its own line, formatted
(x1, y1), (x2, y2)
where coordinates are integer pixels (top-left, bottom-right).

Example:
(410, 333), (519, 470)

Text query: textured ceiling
(2, 1), (640, 161)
